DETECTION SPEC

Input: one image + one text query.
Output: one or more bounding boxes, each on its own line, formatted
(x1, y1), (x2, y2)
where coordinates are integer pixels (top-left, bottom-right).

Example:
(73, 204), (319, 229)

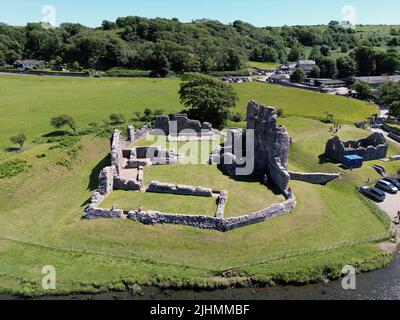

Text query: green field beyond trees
(0, 75), (396, 296)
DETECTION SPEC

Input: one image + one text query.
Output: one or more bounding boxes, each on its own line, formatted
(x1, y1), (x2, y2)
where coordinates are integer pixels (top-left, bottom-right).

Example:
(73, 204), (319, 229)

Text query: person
(138, 205), (143, 213)
(287, 187), (293, 198)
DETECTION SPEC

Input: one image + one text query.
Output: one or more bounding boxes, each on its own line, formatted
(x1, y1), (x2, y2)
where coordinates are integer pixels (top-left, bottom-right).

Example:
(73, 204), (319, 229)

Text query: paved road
(377, 192), (400, 220)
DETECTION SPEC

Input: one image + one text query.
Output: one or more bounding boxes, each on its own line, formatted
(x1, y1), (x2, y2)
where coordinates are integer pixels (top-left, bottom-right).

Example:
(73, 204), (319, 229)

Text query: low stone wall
(223, 197), (296, 231)
(114, 177), (142, 191)
(125, 196), (296, 232)
(84, 207), (124, 220)
(383, 123), (400, 136)
(127, 211), (224, 230)
(215, 190), (228, 218)
(147, 181), (213, 197)
(289, 171), (340, 185)
(388, 132), (400, 143)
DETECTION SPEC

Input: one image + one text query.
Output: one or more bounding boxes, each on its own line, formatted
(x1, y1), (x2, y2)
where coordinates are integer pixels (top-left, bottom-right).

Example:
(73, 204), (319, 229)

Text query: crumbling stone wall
(325, 133), (388, 162)
(217, 101), (291, 194)
(148, 181), (213, 197)
(289, 171), (340, 185)
(215, 190), (228, 218)
(155, 114), (212, 135)
(125, 196), (296, 232)
(127, 123), (152, 142)
(98, 166), (114, 195)
(110, 129), (123, 175)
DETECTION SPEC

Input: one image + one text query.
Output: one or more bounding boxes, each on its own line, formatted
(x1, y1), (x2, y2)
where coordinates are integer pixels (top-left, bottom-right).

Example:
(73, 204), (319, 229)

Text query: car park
(359, 186), (386, 202)
(383, 177), (400, 189)
(375, 180), (398, 194)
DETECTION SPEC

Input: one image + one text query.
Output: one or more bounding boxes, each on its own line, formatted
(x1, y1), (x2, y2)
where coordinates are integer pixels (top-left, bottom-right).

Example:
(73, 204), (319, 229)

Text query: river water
(1, 255), (399, 300)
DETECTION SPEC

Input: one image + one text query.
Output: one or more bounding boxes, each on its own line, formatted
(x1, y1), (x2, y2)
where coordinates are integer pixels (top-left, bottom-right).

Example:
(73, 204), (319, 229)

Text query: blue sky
(1, 0), (399, 27)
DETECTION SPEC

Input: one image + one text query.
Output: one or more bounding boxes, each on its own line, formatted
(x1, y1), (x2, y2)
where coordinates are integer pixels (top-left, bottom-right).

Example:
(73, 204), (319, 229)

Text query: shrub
(0, 160), (30, 179)
(104, 68), (151, 78)
(109, 113), (126, 125)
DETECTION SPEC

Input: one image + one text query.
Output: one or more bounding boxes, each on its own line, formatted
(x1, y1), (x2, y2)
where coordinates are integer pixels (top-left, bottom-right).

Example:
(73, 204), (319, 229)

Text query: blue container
(342, 155), (364, 169)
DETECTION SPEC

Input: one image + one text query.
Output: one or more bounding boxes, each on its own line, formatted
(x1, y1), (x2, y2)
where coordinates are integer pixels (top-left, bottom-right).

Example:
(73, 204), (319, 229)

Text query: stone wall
(388, 132), (400, 143)
(289, 171), (340, 185)
(155, 114), (212, 135)
(219, 101), (291, 194)
(325, 133), (388, 162)
(147, 181), (213, 197)
(84, 207), (124, 220)
(215, 190), (228, 218)
(223, 197), (296, 231)
(98, 166), (114, 195)
(382, 123), (400, 136)
(114, 176), (142, 191)
(125, 196), (296, 232)
(127, 123), (152, 142)
(110, 129), (123, 175)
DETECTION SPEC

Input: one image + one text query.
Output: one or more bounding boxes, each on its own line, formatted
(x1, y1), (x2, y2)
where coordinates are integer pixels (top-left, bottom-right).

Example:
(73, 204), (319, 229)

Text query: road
(377, 192), (400, 221)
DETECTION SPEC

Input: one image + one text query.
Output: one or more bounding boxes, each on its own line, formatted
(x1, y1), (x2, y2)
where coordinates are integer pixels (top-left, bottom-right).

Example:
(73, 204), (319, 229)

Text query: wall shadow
(87, 154), (111, 191)
(216, 164), (282, 196)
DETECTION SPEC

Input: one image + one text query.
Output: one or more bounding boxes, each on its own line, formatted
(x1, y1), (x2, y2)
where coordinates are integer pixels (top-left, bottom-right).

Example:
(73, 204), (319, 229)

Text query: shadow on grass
(318, 153), (331, 164)
(4, 147), (20, 153)
(216, 164), (282, 196)
(42, 130), (71, 138)
(81, 153), (111, 207)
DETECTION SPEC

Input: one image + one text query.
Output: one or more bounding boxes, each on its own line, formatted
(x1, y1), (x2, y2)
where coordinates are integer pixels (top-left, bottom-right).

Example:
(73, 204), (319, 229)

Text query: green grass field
(0, 75), (377, 157)
(0, 75), (394, 296)
(248, 61), (281, 70)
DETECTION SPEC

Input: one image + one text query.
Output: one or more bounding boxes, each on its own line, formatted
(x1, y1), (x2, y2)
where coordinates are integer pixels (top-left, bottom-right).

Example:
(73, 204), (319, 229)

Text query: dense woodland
(0, 17), (400, 77)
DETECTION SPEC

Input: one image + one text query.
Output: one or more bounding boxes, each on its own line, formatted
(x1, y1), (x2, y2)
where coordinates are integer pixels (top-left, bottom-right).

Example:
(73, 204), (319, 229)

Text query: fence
(223, 231), (392, 273)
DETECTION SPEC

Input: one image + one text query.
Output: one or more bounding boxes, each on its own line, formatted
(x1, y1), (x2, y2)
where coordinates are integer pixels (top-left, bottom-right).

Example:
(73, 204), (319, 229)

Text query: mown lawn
(102, 191), (218, 216)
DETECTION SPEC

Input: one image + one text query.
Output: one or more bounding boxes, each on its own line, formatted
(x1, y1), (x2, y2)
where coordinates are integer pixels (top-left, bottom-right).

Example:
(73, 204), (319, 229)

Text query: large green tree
(179, 73), (238, 129)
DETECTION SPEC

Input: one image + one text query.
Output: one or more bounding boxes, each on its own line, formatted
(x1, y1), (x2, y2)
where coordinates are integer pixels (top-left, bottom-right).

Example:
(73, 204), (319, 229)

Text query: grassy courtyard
(0, 75), (395, 296)
(102, 191), (218, 216)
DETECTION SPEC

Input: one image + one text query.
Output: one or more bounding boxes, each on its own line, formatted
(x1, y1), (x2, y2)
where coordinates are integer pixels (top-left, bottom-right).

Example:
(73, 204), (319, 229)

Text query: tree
(309, 66), (321, 78)
(288, 45), (305, 62)
(179, 73), (238, 129)
(353, 82), (372, 100)
(318, 57), (338, 79)
(10, 133), (26, 150)
(336, 56), (356, 78)
(320, 45), (330, 57)
(389, 101), (400, 118)
(375, 50), (400, 75)
(380, 82), (400, 106)
(109, 113), (126, 124)
(290, 68), (306, 83)
(51, 114), (77, 133)
(354, 46), (377, 76)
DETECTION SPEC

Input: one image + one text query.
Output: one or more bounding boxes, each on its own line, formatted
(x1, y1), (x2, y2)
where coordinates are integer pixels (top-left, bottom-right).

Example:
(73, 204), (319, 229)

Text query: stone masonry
(325, 132), (388, 163)
(214, 101), (291, 194)
(155, 114), (213, 135)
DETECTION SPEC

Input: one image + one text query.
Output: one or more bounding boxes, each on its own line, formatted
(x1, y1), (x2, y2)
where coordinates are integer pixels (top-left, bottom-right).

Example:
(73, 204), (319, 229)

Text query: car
(360, 186), (386, 202)
(375, 180), (398, 194)
(383, 177), (400, 189)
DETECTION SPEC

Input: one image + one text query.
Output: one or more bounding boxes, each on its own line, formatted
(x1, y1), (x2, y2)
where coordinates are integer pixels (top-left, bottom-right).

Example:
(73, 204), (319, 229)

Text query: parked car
(360, 186), (386, 202)
(383, 177), (400, 189)
(375, 180), (398, 194)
